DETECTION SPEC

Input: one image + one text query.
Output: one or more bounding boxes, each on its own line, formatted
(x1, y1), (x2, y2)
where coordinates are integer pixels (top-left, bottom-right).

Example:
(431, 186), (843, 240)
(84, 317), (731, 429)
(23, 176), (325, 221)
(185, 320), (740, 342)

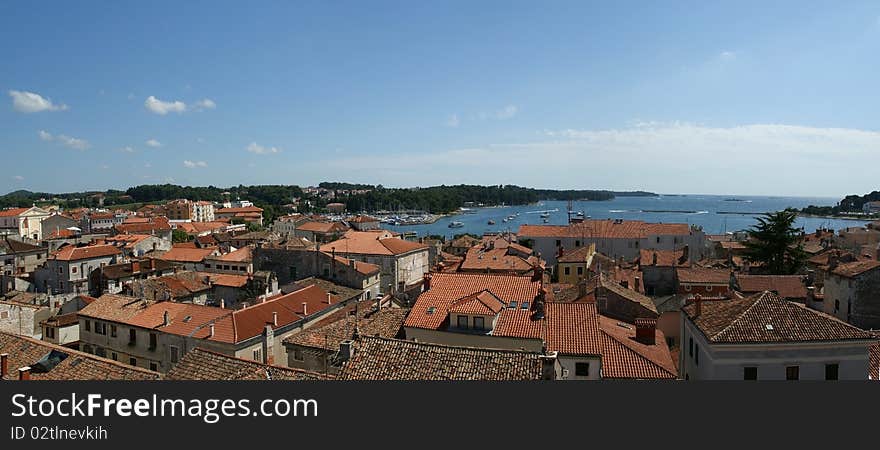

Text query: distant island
(0, 183), (658, 221)
(798, 190), (880, 219)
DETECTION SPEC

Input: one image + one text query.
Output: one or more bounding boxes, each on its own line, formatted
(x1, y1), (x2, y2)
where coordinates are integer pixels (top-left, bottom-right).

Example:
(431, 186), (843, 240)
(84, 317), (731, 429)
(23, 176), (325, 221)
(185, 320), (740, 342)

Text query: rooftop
(283, 302), (408, 351)
(320, 231), (428, 256)
(51, 244), (121, 261)
(518, 220), (692, 240)
(165, 348), (331, 380)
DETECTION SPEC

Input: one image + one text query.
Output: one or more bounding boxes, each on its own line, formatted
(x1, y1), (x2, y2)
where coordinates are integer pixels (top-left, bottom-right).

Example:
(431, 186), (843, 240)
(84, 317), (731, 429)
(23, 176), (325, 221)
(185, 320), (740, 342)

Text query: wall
(0, 302), (49, 337)
(823, 269), (880, 329)
(404, 326), (544, 352)
(558, 355), (602, 380)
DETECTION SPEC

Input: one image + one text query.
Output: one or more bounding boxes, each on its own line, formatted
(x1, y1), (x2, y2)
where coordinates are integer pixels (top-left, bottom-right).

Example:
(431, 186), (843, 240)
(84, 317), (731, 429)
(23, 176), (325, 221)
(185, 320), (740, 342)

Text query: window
(95, 322), (107, 335)
(564, 267), (570, 275)
(293, 348), (304, 361)
(253, 349), (262, 361)
(575, 240), (581, 247)
(149, 333), (157, 350)
(111, 352), (117, 361)
(577, 266), (583, 275)
(170, 346), (180, 363)
(706, 285), (713, 292)
(688, 337), (693, 357)
(656, 237), (661, 243)
(834, 300), (840, 313)
(575, 362), (590, 377)
(150, 362), (158, 371)
(45, 327), (55, 339)
(825, 363), (839, 381)
(509, 301), (518, 309)
(72, 266), (77, 273)
(694, 345), (699, 365)
(96, 347), (106, 357)
(129, 329), (136, 345)
(786, 366), (799, 380)
(555, 240), (561, 247)
(743, 367), (757, 380)
(110, 325), (117, 337)
(84, 320), (91, 332)
(473, 317), (485, 330)
(129, 357), (137, 366)
(457, 315), (468, 329)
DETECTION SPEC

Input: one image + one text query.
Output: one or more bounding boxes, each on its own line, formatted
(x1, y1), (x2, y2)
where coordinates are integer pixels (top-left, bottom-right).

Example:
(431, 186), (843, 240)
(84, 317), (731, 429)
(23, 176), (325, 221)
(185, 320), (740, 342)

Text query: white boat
(448, 221), (464, 228)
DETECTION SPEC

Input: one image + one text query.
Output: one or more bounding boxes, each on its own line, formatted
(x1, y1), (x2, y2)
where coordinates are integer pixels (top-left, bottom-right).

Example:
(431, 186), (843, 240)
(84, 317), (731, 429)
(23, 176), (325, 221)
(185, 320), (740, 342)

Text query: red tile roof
(598, 316), (677, 379)
(676, 267), (731, 285)
(683, 291), (875, 344)
(405, 273), (542, 330)
(519, 220), (692, 240)
(493, 302), (603, 356)
(158, 247), (216, 263)
(217, 206), (263, 214)
(165, 348), (331, 380)
(734, 275), (807, 299)
(297, 221), (349, 233)
(51, 244), (121, 261)
(831, 260), (880, 278)
(115, 216), (171, 234)
(639, 248), (689, 267)
(320, 231), (428, 256)
(448, 290), (505, 316)
(283, 302), (408, 351)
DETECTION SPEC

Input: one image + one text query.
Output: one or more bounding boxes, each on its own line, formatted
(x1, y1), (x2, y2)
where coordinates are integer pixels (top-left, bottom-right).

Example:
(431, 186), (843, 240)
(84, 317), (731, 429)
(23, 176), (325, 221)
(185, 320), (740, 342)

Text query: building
(675, 267), (731, 297)
(319, 230), (430, 292)
(639, 247), (690, 296)
(127, 271), (213, 304)
(40, 213), (79, 240)
(165, 347), (329, 380)
(1, 235), (47, 277)
(518, 219), (706, 269)
(156, 246), (218, 271)
(0, 206), (51, 240)
(40, 313), (80, 346)
(114, 216), (173, 242)
(823, 259), (880, 329)
(90, 258), (180, 296)
(84, 211), (127, 233)
(282, 298), (407, 374)
(445, 235), (481, 256)
(166, 199), (215, 222)
(295, 221), (350, 243)
(595, 275), (658, 323)
(681, 291), (878, 380)
(0, 298), (51, 337)
(35, 244), (123, 294)
(347, 215), (380, 231)
(253, 246), (382, 300)
(203, 246), (253, 274)
(337, 335), (556, 380)
(215, 206), (264, 226)
(0, 332), (160, 380)
(733, 274), (809, 303)
(556, 244), (596, 285)
(325, 203), (346, 214)
(104, 234), (171, 258)
(78, 283), (355, 372)
(457, 238), (541, 275)
(862, 201), (880, 214)
(271, 214), (307, 237)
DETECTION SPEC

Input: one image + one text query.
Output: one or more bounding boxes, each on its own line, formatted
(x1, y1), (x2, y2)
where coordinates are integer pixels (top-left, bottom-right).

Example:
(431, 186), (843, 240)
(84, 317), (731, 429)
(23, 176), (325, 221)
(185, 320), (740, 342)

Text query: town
(1, 192), (877, 381)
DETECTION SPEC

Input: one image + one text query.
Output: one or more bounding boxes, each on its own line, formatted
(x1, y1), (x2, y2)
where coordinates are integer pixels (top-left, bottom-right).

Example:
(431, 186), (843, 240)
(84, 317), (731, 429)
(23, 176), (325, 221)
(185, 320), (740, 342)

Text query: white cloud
(183, 160), (207, 168)
(9, 90), (68, 113)
(447, 114), (460, 127)
(479, 105), (518, 120)
(12, 175), (24, 181)
(144, 96), (186, 115)
(246, 142), (281, 155)
(302, 122), (880, 196)
(119, 146), (135, 153)
(145, 139), (162, 148)
(192, 98), (216, 111)
(37, 130), (89, 150)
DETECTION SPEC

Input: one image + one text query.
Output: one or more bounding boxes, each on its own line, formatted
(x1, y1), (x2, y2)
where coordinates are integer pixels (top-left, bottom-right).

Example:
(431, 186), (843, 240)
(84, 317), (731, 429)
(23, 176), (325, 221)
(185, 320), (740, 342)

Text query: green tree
(172, 229), (192, 244)
(743, 209), (806, 274)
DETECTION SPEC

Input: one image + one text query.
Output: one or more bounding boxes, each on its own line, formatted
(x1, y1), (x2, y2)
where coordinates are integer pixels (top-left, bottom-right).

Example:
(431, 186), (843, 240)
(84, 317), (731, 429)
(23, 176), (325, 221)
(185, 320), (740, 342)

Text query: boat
(543, 218), (549, 223)
(487, 220), (496, 225)
(448, 221), (464, 228)
(576, 211), (585, 217)
(540, 213), (550, 219)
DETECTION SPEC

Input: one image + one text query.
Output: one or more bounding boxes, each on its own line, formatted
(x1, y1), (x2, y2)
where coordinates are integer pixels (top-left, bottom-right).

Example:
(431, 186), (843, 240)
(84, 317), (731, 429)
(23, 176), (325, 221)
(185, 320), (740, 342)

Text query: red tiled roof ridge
(599, 319), (676, 377)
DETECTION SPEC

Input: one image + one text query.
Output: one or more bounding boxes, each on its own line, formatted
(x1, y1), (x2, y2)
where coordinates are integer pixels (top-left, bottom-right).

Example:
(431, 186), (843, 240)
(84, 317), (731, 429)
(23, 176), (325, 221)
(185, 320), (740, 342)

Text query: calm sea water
(385, 194), (869, 239)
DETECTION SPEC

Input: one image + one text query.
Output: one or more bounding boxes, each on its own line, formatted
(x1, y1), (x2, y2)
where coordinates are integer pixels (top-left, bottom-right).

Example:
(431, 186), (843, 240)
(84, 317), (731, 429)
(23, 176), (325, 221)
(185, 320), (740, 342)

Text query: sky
(1, 1), (879, 197)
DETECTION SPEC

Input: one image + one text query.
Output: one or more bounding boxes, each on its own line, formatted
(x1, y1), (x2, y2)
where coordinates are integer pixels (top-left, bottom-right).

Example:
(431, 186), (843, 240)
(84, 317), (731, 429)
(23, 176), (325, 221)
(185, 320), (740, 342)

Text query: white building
(34, 244), (123, 294)
(681, 291), (877, 380)
(0, 206), (51, 240)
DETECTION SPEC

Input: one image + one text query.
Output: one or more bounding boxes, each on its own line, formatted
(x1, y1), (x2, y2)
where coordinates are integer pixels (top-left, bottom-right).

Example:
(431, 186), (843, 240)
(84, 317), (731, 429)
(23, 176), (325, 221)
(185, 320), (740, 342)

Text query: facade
(1, 236), (47, 276)
(823, 260), (880, 329)
(675, 267), (732, 297)
(40, 213), (79, 240)
(215, 206), (264, 226)
(638, 247), (689, 296)
(253, 246), (382, 300)
(203, 246), (253, 274)
(681, 291), (877, 380)
(166, 199), (216, 222)
(556, 244), (596, 285)
(0, 206), (51, 239)
(41, 313), (80, 346)
(295, 221), (349, 243)
(319, 230), (430, 292)
(35, 244), (123, 294)
(518, 220), (706, 269)
(347, 215), (381, 231)
(90, 258), (180, 296)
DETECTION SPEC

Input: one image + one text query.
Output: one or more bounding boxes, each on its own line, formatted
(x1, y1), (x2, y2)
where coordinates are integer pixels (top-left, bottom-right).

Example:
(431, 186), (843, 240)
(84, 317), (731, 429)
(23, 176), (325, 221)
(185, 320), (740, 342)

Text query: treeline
(318, 181), (375, 190)
(338, 184), (633, 214)
(800, 190), (880, 216)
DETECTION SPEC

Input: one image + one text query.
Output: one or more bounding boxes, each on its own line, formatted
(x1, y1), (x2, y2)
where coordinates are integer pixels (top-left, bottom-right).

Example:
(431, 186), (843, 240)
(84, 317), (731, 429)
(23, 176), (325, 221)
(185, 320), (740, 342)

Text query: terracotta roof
(683, 291), (875, 344)
(337, 336), (545, 380)
(283, 302), (408, 351)
(105, 234), (153, 249)
(216, 206), (263, 214)
(297, 221), (349, 233)
(320, 231), (428, 256)
(831, 260), (880, 278)
(0, 332), (160, 380)
(0, 207), (29, 217)
(165, 348), (330, 380)
(198, 272), (249, 288)
(599, 277), (658, 314)
(51, 244), (121, 261)
(41, 312), (80, 328)
(735, 275), (808, 299)
(210, 246), (252, 262)
(158, 247), (216, 263)
(458, 247), (535, 273)
(639, 248), (689, 267)
(99, 259), (178, 280)
(144, 273), (212, 298)
(494, 302), (603, 356)
(870, 340), (879, 380)
(676, 267), (731, 285)
(348, 215), (379, 223)
(557, 245), (595, 263)
(1, 236), (43, 253)
(519, 220), (691, 240)
(324, 253), (380, 275)
(405, 273), (542, 330)
(175, 221), (229, 234)
(448, 235), (481, 248)
(448, 290), (505, 316)
(115, 217), (171, 234)
(598, 316), (677, 379)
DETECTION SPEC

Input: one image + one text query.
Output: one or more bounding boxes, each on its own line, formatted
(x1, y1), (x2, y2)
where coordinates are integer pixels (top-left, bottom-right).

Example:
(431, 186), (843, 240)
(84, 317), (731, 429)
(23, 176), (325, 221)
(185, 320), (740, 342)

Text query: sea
(385, 194), (870, 240)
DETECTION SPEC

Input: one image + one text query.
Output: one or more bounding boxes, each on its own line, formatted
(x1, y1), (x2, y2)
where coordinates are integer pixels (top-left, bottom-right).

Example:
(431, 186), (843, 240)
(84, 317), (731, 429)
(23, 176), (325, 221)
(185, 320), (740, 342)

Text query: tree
(743, 209), (806, 274)
(172, 229), (192, 244)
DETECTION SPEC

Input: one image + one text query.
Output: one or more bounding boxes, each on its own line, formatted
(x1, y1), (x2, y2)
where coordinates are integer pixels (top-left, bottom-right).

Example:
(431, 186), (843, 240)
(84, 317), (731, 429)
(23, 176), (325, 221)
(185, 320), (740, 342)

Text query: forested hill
(1, 183), (657, 216)
(800, 190), (880, 216)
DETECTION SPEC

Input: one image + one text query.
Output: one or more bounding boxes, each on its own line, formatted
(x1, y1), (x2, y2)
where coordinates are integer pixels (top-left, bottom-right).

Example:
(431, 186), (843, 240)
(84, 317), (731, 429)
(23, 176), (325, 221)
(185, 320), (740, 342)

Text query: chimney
(131, 260), (140, 273)
(634, 318), (657, 345)
(681, 245), (689, 262)
(339, 340), (355, 362)
(0, 353), (8, 378)
(806, 286), (815, 305)
(694, 294), (702, 317)
(262, 325), (275, 365)
(620, 280), (629, 289)
(150, 258), (156, 270)
(327, 293), (333, 305)
(423, 273), (432, 291)
(577, 277), (587, 299)
(162, 310), (170, 326)
(208, 323), (215, 337)
(532, 265), (544, 283)
(652, 252), (658, 266)
(828, 252), (840, 270)
(805, 270), (815, 287)
(18, 366), (31, 381)
(220, 298), (225, 309)
(302, 302), (308, 316)
(272, 311), (278, 327)
(634, 276), (641, 292)
(349, 258), (356, 268)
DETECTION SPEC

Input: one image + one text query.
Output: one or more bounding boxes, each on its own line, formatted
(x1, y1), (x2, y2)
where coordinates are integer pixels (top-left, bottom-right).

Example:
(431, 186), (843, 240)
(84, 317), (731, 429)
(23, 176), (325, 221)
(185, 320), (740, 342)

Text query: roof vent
(509, 301), (518, 309)
(765, 324), (774, 330)
(426, 306), (436, 315)
(183, 315), (192, 323)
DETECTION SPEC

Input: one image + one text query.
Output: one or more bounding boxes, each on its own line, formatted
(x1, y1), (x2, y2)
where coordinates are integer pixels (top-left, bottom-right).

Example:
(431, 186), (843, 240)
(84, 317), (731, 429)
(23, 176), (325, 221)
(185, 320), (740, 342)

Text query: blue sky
(2, 1), (879, 197)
